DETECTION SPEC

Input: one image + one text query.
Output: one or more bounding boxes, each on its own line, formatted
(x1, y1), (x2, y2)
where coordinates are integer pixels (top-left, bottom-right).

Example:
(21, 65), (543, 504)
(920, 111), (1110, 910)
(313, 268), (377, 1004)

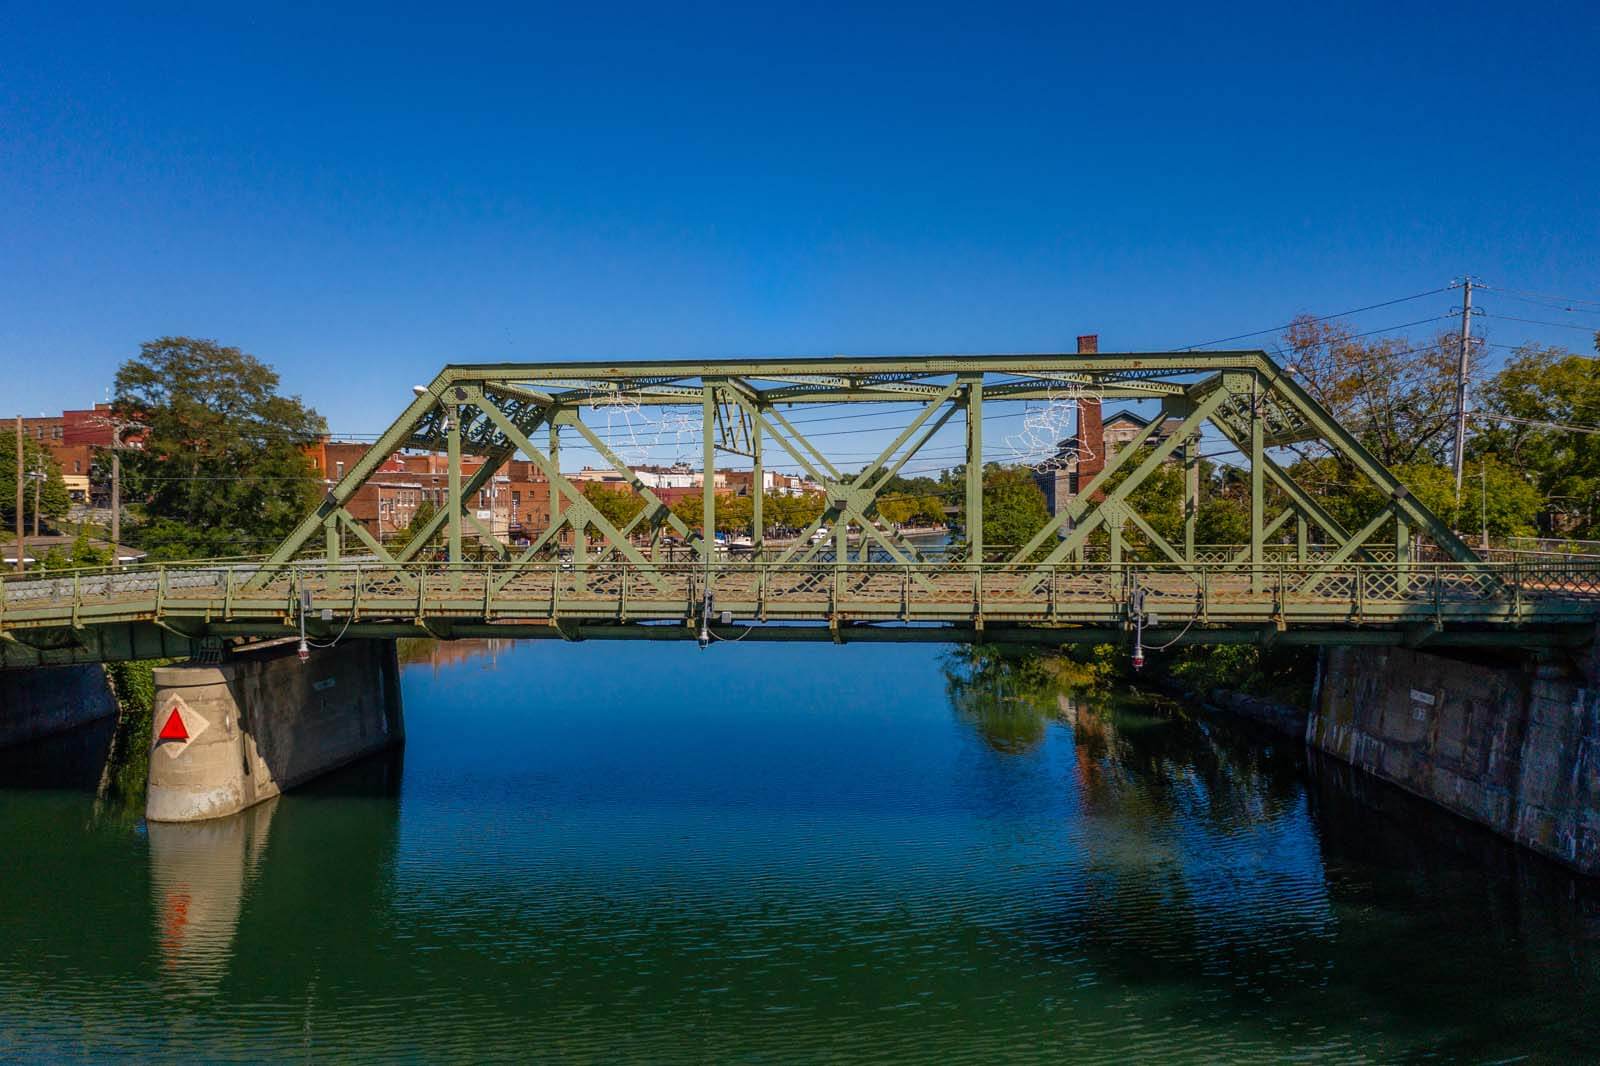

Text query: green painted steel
(7, 349), (1597, 665)
(5, 557), (1600, 665)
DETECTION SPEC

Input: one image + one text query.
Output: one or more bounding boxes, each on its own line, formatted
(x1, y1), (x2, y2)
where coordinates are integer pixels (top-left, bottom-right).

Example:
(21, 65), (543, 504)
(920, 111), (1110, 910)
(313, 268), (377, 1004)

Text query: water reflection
(148, 799), (276, 990)
(149, 749), (404, 994)
(3, 642), (1600, 1059)
(396, 636), (516, 671)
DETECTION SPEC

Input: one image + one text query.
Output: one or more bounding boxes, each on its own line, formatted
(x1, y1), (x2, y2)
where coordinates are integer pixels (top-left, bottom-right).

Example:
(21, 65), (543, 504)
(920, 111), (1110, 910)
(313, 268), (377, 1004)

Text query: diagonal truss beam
(736, 385), (958, 579)
(466, 388), (673, 594)
(1009, 396), (1180, 563)
(1033, 384), (1235, 569)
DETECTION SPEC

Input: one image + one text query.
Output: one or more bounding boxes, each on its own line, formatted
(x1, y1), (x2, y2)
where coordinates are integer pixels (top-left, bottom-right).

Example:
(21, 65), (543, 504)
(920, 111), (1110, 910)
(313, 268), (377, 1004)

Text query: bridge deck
(4, 560), (1600, 660)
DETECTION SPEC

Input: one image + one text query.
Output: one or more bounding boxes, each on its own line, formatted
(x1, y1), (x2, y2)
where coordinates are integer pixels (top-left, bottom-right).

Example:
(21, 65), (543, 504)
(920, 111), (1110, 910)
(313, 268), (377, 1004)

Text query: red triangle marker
(158, 708), (188, 742)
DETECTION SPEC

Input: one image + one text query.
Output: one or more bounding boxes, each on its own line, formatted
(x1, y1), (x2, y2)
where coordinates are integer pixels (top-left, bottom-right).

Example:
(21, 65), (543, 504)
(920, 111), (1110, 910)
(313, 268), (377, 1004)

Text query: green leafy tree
(1473, 342), (1600, 535)
(0, 434), (71, 531)
(36, 532), (113, 571)
(979, 466), (1050, 551)
(665, 490), (756, 535)
(114, 337), (327, 559)
(393, 499), (440, 550)
(1195, 496), (1250, 545)
(765, 491), (826, 532)
(581, 483), (647, 530)
(1287, 455), (1538, 540)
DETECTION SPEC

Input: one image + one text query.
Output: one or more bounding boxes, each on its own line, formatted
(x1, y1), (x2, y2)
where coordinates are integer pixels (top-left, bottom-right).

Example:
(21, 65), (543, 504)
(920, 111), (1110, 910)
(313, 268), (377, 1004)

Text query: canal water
(2, 641), (1599, 1063)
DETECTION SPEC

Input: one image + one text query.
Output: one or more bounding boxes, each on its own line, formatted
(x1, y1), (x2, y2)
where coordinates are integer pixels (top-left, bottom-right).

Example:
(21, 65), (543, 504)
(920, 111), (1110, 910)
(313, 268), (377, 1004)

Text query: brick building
(17, 402), (142, 503)
(305, 442), (552, 544)
(1033, 334), (1185, 518)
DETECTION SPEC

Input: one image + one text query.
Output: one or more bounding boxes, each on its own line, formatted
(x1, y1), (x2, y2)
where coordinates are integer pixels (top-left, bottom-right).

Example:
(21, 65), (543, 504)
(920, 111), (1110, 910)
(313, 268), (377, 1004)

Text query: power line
(1482, 285), (1600, 311)
(1180, 288), (1452, 349)
(1482, 312), (1600, 334)
(1468, 411), (1600, 437)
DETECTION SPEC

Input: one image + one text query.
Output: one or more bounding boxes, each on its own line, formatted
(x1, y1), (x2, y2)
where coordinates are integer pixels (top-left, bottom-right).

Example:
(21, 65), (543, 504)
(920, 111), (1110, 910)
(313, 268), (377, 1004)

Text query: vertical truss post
(965, 378), (983, 568)
(1396, 511), (1410, 589)
(752, 406), (764, 558)
(549, 421), (561, 542)
(1249, 376), (1265, 594)
(324, 515), (340, 563)
(1296, 513), (1308, 563)
(702, 383), (717, 577)
(574, 492), (588, 592)
(447, 401), (463, 567)
(1183, 440), (1199, 563)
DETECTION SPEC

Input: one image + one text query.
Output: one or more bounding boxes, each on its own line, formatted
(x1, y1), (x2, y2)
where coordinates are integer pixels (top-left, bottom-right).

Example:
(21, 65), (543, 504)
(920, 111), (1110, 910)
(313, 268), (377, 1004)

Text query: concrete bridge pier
(1309, 637), (1600, 875)
(146, 639), (403, 823)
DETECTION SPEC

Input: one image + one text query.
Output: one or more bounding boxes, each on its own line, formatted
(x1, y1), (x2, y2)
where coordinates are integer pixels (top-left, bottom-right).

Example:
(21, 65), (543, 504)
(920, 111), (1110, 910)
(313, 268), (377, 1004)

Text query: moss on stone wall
(97, 659), (173, 817)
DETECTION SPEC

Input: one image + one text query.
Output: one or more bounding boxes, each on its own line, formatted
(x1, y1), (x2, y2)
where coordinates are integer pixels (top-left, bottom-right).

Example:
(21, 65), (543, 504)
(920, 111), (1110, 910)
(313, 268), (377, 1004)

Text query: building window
(336, 461), (345, 478)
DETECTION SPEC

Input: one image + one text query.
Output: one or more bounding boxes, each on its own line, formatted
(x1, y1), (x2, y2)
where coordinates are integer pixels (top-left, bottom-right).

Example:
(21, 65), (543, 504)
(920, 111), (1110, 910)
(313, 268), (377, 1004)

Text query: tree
(114, 337), (327, 559)
(1195, 496), (1250, 545)
(0, 434), (70, 531)
(36, 532), (113, 571)
(395, 499), (440, 550)
(979, 466), (1049, 551)
(764, 491), (826, 532)
(581, 483), (646, 531)
(1277, 316), (1470, 468)
(666, 490), (754, 535)
(1473, 343), (1600, 535)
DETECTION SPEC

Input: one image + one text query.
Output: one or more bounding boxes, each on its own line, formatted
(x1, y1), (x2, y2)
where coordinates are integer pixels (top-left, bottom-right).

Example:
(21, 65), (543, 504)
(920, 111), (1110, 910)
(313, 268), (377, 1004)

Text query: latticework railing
(7, 557), (1600, 633)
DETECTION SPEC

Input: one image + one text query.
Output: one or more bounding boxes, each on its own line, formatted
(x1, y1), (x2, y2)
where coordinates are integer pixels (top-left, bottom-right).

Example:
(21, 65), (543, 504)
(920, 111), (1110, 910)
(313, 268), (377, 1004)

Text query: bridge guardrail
(7, 557), (1600, 635)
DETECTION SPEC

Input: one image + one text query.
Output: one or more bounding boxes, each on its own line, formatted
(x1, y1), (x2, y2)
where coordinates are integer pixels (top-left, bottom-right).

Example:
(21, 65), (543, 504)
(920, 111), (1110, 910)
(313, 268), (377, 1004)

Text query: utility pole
(110, 445), (121, 569)
(1452, 276), (1474, 497)
(1480, 460), (1490, 551)
(90, 411), (142, 571)
(13, 416), (24, 573)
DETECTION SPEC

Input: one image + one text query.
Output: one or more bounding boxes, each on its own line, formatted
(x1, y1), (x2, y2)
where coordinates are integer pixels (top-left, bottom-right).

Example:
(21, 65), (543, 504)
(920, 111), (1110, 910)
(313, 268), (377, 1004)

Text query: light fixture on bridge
(412, 385), (429, 396)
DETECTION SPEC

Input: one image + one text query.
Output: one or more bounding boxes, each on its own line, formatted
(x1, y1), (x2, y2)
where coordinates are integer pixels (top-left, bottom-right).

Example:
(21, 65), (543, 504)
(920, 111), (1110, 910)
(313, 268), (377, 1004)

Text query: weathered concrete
(147, 639), (403, 822)
(1310, 644), (1600, 875)
(0, 663), (117, 748)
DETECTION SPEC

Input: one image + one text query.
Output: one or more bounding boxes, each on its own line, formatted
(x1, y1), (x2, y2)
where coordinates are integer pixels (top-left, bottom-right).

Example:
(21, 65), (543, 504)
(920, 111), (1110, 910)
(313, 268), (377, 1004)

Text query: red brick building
(18, 402), (144, 503)
(305, 442), (551, 544)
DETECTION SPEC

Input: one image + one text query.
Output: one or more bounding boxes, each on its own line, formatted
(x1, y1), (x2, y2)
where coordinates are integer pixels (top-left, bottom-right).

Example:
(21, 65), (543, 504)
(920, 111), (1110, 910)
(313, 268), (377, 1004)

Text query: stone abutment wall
(1310, 642), (1600, 874)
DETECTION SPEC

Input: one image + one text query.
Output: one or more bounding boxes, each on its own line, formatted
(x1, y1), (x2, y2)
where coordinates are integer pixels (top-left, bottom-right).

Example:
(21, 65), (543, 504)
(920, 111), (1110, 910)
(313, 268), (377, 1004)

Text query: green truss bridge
(5, 350), (1600, 669)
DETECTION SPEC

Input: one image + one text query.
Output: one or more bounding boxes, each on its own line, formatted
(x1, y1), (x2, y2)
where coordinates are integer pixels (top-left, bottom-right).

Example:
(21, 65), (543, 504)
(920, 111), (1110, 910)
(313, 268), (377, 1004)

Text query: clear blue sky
(4, 1), (1598, 454)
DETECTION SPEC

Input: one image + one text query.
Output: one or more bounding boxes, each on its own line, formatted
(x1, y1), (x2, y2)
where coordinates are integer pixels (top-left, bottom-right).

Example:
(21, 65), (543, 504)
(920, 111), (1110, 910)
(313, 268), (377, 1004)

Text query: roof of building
(1, 536), (146, 566)
(1104, 410), (1184, 431)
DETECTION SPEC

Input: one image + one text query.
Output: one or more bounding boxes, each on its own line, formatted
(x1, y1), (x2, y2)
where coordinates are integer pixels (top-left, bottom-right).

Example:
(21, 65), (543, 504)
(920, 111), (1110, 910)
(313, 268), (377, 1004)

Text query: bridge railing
(9, 557), (1600, 633)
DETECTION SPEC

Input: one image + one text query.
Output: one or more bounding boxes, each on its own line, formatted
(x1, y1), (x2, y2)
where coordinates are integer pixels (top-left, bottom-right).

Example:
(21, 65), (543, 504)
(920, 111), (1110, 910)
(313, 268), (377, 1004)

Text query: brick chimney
(1073, 334), (1105, 485)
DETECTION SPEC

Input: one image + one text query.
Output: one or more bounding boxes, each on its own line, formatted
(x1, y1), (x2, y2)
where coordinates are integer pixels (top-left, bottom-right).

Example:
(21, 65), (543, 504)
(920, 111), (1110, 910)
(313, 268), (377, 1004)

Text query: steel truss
(20, 350), (1593, 667)
(264, 350), (1480, 582)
